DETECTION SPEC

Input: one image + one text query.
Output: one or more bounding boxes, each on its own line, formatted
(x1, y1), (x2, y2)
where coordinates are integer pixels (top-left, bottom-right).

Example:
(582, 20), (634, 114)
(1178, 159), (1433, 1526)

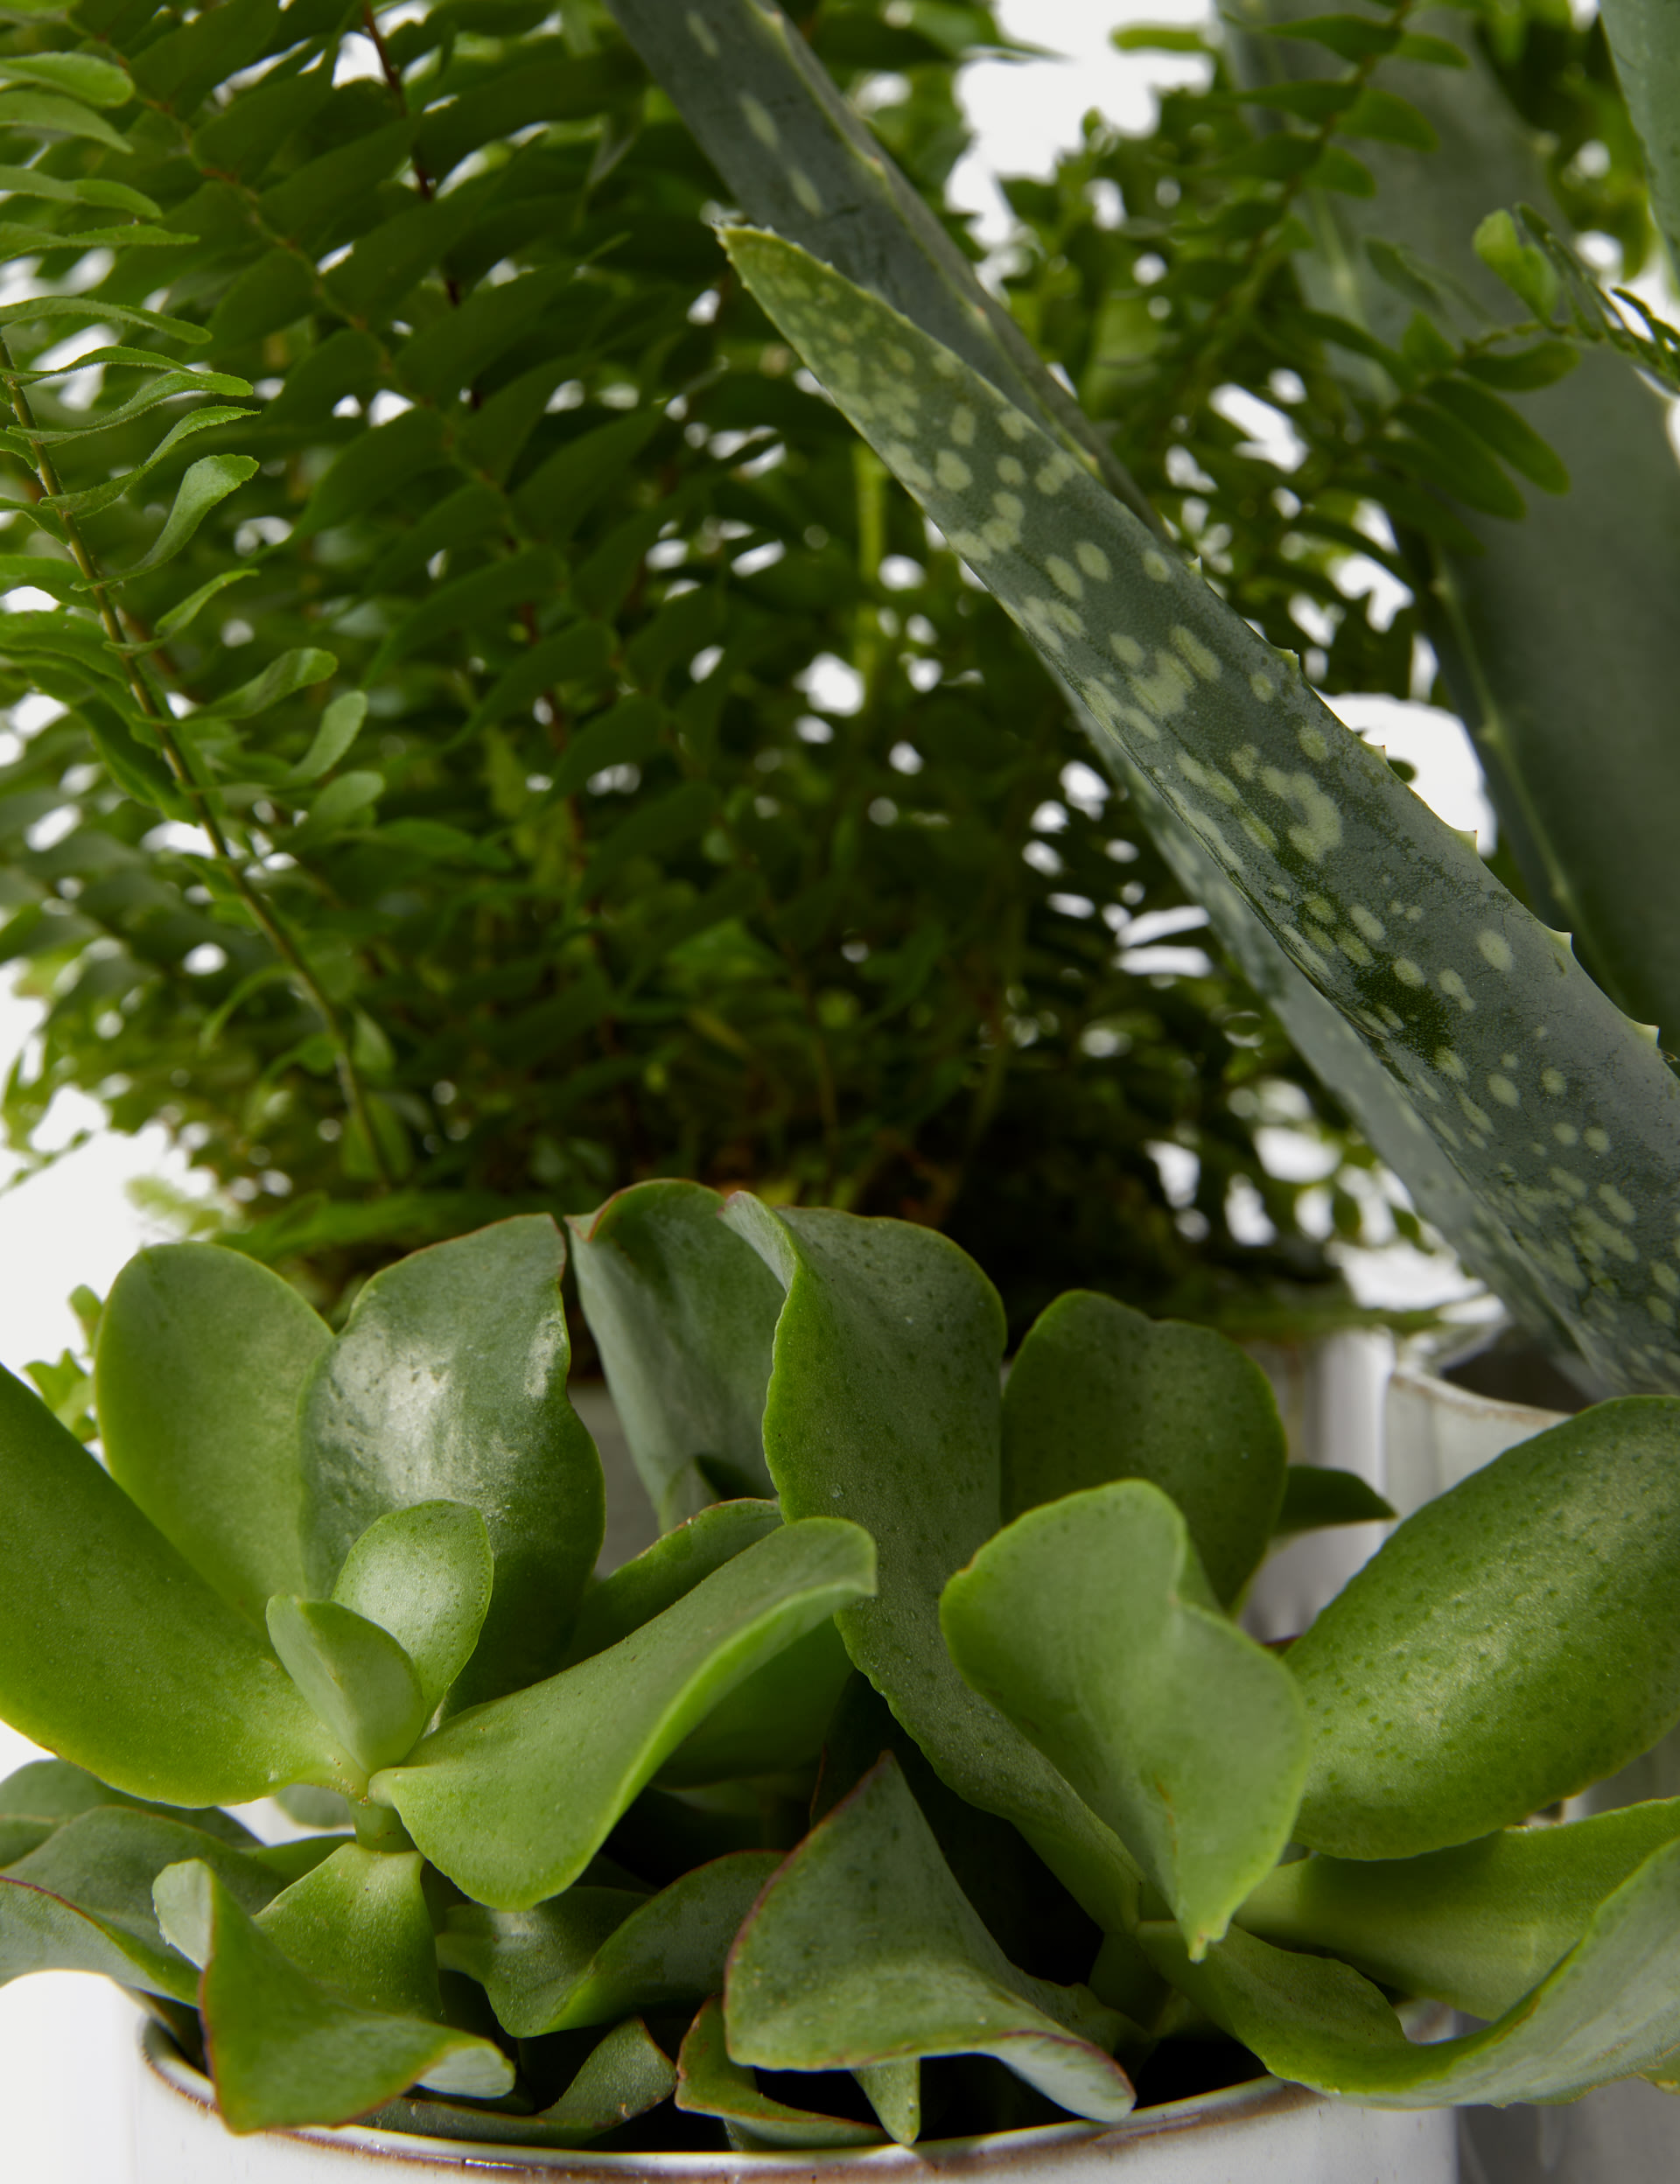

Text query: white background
(0, 3), (1560, 2171)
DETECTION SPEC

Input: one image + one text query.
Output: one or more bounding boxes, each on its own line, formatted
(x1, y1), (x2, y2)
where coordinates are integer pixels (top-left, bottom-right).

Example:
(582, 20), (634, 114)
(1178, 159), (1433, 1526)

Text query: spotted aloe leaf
(1240, 1797), (1680, 2019)
(942, 1482), (1308, 1957)
(724, 1756), (1138, 2130)
(1286, 1400), (1680, 1858)
(1143, 1833), (1680, 2104)
(722, 228), (1680, 1400)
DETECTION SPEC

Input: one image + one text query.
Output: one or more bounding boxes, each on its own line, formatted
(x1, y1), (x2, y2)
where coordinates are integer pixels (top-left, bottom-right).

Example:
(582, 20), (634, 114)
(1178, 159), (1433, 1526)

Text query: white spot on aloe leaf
(998, 410), (1029, 443)
(1297, 724), (1328, 761)
(1047, 555), (1084, 601)
(1250, 671), (1275, 702)
(741, 94), (780, 149)
(1348, 905), (1385, 944)
(790, 170), (823, 216)
(1601, 1185), (1638, 1224)
(935, 449), (972, 492)
(1258, 768), (1342, 863)
(1132, 652), (1196, 719)
(950, 404), (976, 447)
(1172, 626), (1221, 681)
(1541, 1066), (1566, 1096)
(1554, 1122), (1579, 1147)
(1110, 633), (1144, 668)
(688, 10), (720, 57)
(1143, 550), (1172, 583)
(997, 454), (1026, 486)
(1075, 541), (1111, 582)
(1476, 929), (1515, 971)
(1438, 968), (1474, 1012)
(1435, 1047), (1467, 1083)
(1586, 1125), (1611, 1152)
(1488, 1074), (1519, 1107)
(1393, 958), (1424, 987)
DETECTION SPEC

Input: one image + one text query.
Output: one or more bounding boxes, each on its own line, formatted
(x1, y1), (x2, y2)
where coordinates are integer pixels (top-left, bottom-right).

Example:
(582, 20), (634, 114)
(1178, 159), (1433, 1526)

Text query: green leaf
(331, 1502), (493, 1712)
(265, 1596), (430, 1777)
(0, 1364), (344, 1804)
(1287, 1399), (1680, 1858)
(0, 164), (157, 215)
(1272, 1466), (1395, 1539)
(0, 1806), (281, 2003)
(0, 1758), (169, 1864)
(46, 410), (252, 520)
(121, 454), (257, 578)
(715, 228), (1680, 1399)
(1600, 0), (1680, 276)
(179, 1864), (512, 2132)
(583, 780), (718, 895)
(1342, 88), (1438, 152)
(1262, 12), (1400, 60)
(288, 767), (382, 846)
(292, 406), (448, 539)
(1386, 403), (1527, 520)
(1474, 209), (1560, 320)
(942, 1481), (1308, 1956)
(677, 1995), (887, 2149)
(0, 87), (130, 151)
(551, 694), (664, 799)
(443, 1850), (780, 2035)
(153, 566), (256, 641)
(367, 2018), (678, 2146)
(370, 1517), (876, 1908)
(657, 1618), (853, 1787)
(725, 1756), (1137, 2128)
(570, 1180), (781, 1523)
(95, 1242), (330, 1620)
(0, 294), (206, 346)
(1144, 1836), (1680, 2104)
(1000, 1290), (1286, 1606)
(287, 690), (367, 785)
(1460, 341), (1579, 390)
(1240, 1798), (1680, 2019)
(202, 646), (337, 720)
(299, 1219), (601, 1708)
(3, 50), (135, 108)
(256, 1844), (443, 2022)
(458, 620), (614, 744)
(1113, 24), (1212, 52)
(514, 411), (664, 539)
(1429, 376), (1571, 494)
(564, 1501), (783, 1663)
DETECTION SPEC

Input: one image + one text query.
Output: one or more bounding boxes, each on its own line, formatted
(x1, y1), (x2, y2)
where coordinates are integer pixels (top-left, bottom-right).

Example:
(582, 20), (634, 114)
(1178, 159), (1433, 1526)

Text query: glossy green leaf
(0, 1365), (343, 1804)
(331, 1502), (492, 1711)
(202, 646), (337, 721)
(1240, 1798), (1680, 2018)
(565, 1502), (782, 1663)
(372, 1518), (875, 1908)
(301, 1216), (603, 1707)
(266, 1597), (430, 1778)
(179, 1864), (511, 2132)
(726, 1757), (1136, 2127)
(719, 226), (1680, 1401)
(1001, 1290), (1286, 1606)
(1, 1808), (282, 2003)
(49, 410), (253, 520)
(677, 1995), (886, 2150)
(1272, 1466), (1395, 1538)
(1289, 1399), (1680, 1858)
(95, 1242), (329, 1620)
(656, 1619), (852, 1787)
(0, 1759), (258, 1859)
(444, 1851), (780, 2036)
(1144, 1835), (1680, 2103)
(0, 88), (130, 152)
(943, 1482), (1307, 1956)
(1600, 1), (1680, 275)
(122, 454), (258, 578)
(256, 1844), (442, 2023)
(570, 1182), (781, 1522)
(724, 1195), (1144, 1947)
(0, 52), (132, 108)
(368, 2018), (677, 2146)
(287, 691), (367, 785)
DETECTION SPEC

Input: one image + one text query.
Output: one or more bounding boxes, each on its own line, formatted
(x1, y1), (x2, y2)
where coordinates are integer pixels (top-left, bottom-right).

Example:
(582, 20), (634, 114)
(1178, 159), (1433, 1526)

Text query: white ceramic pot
(133, 2020), (1459, 2184)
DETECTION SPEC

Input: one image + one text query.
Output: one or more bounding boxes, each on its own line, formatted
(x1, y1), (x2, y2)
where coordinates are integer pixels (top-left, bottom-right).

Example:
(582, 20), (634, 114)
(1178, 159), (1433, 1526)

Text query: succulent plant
(7, 1200), (1680, 2144)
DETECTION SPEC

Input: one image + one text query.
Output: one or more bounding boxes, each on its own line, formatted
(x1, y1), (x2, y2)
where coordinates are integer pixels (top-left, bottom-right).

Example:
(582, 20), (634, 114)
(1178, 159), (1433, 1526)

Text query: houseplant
(7, 1193), (1680, 2163)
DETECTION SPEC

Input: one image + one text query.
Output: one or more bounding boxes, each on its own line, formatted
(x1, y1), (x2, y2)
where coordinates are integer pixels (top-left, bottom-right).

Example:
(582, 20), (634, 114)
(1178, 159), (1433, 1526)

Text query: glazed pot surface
(133, 2023), (1457, 2183)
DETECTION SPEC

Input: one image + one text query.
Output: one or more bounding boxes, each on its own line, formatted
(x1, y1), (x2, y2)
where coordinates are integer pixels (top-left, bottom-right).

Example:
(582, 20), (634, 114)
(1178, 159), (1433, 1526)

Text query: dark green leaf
(1273, 1466), (1395, 1538)
(677, 1995), (886, 2149)
(122, 454), (257, 577)
(1430, 377), (1571, 493)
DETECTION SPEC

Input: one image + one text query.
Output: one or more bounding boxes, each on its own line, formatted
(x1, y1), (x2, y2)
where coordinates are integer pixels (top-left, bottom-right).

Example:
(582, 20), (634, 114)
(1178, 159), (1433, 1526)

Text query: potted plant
(7, 1189), (1680, 2177)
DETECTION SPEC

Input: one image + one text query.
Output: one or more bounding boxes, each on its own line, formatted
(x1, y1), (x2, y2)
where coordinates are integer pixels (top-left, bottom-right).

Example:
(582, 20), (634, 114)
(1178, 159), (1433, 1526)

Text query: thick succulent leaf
(300, 1216), (603, 1706)
(1001, 1291), (1286, 1605)
(1240, 1799), (1680, 2018)
(331, 1502), (493, 1709)
(570, 1182), (781, 1522)
(371, 1519), (875, 1908)
(722, 228), (1680, 1403)
(1601, 1), (1680, 273)
(179, 1865), (512, 2132)
(563, 1500), (781, 1664)
(1287, 1399), (1680, 1858)
(1273, 1466), (1396, 1538)
(0, 1808), (284, 2002)
(723, 1195), (1146, 1945)
(655, 1619), (853, 1788)
(265, 1597), (430, 1778)
(366, 2020), (676, 2146)
(0, 1365), (344, 1804)
(856, 2059), (921, 2146)
(256, 1844), (441, 2022)
(677, 1994), (886, 2150)
(1143, 1836), (1680, 2104)
(94, 1243), (329, 1620)
(725, 1757), (1137, 2127)
(444, 1852), (780, 2037)
(942, 1481), (1308, 1956)
(0, 1758), (256, 1865)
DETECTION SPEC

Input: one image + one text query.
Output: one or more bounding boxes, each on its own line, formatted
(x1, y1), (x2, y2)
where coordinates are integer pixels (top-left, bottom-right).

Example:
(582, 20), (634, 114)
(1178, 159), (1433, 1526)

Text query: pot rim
(139, 2020), (1326, 2175)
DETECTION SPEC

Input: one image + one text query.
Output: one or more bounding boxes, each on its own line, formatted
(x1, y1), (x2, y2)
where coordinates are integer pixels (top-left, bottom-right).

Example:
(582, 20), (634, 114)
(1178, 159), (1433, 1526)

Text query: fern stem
(0, 336), (395, 1189)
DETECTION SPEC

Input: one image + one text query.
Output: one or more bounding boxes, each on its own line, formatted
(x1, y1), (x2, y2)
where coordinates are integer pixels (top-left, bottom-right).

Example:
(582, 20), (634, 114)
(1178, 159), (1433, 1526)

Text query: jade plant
(7, 1194), (1680, 2145)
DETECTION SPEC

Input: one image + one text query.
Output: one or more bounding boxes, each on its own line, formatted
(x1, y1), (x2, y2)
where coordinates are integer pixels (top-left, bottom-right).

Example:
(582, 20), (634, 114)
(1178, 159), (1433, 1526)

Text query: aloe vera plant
(9, 1199), (1680, 2144)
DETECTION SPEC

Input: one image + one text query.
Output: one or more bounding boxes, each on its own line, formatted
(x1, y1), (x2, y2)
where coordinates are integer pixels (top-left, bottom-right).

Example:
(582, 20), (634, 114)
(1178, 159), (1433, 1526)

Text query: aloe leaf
(942, 1482), (1308, 1957)
(0, 1366), (345, 1804)
(1241, 1798), (1680, 2019)
(166, 1862), (512, 2132)
(722, 1195), (1146, 1947)
(1287, 1400), (1680, 1858)
(1001, 1291), (1287, 1606)
(371, 1518), (875, 1908)
(1600, 1), (1680, 275)
(444, 1851), (779, 2038)
(331, 1502), (493, 1711)
(301, 1216), (603, 1706)
(564, 1500), (782, 1664)
(569, 1181), (781, 1522)
(95, 1242), (329, 1620)
(1143, 1834), (1680, 2103)
(721, 228), (1680, 1401)
(1273, 1466), (1396, 1538)
(725, 1756), (1137, 2128)
(1, 1808), (285, 2002)
(265, 1597), (430, 1778)
(677, 1994), (886, 2151)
